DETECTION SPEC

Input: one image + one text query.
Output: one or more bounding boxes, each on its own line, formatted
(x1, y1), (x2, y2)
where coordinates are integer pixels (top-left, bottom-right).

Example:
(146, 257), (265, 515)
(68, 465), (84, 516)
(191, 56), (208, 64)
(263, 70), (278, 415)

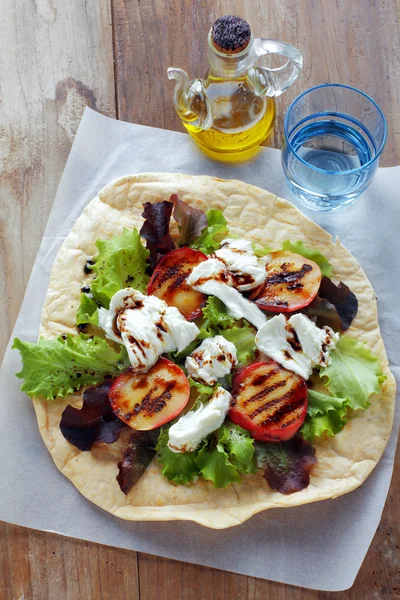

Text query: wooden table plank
(0, 1), (136, 598)
(1, 0), (399, 598)
(113, 0), (400, 167)
(0, 0), (116, 362)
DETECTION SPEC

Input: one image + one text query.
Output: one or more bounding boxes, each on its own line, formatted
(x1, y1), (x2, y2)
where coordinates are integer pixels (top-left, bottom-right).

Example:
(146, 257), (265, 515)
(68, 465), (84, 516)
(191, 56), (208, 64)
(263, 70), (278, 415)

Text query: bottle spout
(167, 67), (212, 130)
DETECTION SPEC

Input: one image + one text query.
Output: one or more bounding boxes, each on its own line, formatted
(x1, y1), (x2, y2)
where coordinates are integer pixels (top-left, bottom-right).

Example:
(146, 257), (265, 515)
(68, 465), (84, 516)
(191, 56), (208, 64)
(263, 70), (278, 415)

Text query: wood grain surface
(0, 0), (399, 598)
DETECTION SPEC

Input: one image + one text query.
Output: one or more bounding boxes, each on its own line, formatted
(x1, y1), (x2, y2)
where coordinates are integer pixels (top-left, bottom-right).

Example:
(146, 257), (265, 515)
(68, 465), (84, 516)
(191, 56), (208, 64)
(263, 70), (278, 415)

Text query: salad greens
(117, 430), (159, 495)
(200, 296), (256, 366)
(59, 379), (125, 450)
(13, 334), (130, 399)
(202, 296), (236, 329)
(77, 227), (150, 322)
(321, 336), (385, 408)
(282, 240), (333, 277)
(255, 436), (317, 494)
(301, 390), (349, 441)
(170, 193), (208, 247)
(156, 421), (256, 488)
(188, 378), (215, 403)
(140, 200), (175, 269)
(168, 296), (257, 367)
(12, 193), (386, 496)
(76, 293), (99, 327)
(220, 326), (256, 366)
(301, 336), (386, 441)
(156, 428), (200, 485)
(191, 209), (229, 254)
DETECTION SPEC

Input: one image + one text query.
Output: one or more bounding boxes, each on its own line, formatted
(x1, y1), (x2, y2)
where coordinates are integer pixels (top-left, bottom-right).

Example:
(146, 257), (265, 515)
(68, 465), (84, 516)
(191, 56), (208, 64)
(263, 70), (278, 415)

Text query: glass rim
(283, 83), (388, 176)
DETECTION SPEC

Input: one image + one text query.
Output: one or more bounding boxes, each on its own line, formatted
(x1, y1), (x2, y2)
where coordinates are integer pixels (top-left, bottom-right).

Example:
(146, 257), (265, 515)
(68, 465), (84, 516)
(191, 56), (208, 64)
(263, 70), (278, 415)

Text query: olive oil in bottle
(168, 15), (302, 162)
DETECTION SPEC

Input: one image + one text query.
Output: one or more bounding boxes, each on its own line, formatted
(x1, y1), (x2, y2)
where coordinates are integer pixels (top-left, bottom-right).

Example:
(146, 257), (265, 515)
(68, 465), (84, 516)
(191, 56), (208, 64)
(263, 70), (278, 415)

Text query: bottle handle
(252, 38), (303, 97)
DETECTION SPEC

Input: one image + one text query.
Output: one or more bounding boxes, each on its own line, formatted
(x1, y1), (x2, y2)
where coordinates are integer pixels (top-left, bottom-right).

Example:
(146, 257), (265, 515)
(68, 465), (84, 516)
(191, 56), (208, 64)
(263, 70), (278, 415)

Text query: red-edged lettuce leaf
(60, 380), (126, 451)
(318, 276), (358, 330)
(170, 194), (208, 247)
(117, 429), (160, 494)
(301, 277), (358, 331)
(140, 201), (176, 269)
(301, 296), (343, 331)
(254, 436), (317, 495)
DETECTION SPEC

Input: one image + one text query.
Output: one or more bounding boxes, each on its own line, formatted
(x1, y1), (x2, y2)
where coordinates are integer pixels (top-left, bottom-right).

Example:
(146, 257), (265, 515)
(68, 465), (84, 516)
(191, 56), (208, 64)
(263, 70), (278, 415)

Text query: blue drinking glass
(281, 84), (387, 211)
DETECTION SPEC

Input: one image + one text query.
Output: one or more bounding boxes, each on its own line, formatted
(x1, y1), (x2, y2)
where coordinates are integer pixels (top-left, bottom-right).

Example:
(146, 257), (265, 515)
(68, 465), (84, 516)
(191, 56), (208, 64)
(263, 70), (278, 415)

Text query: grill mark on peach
(265, 263), (312, 286)
(133, 381), (176, 418)
(249, 385), (301, 422)
(287, 282), (304, 290)
(157, 263), (181, 286)
(251, 366), (280, 386)
(248, 395), (287, 419)
(242, 379), (287, 407)
(279, 412), (303, 429)
(165, 270), (189, 292)
(261, 393), (305, 426)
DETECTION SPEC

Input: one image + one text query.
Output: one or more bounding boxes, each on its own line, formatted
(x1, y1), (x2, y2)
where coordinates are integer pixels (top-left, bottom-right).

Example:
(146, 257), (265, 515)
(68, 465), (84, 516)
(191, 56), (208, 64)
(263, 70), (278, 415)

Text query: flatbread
(33, 173), (396, 529)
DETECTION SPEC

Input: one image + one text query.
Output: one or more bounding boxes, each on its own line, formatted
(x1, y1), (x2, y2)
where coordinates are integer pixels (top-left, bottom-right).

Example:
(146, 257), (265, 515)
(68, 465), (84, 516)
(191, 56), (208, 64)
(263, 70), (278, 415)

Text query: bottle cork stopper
(211, 15), (251, 54)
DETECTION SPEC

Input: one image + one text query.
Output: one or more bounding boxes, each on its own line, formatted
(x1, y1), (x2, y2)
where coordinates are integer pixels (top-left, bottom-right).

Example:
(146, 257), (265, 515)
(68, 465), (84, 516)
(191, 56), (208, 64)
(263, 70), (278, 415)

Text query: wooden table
(1, 1), (399, 598)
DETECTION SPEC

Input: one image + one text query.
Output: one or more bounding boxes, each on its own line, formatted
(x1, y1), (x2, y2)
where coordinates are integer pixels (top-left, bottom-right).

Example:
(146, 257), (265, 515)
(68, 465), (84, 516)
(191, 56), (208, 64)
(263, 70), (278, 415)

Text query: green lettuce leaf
(282, 240), (332, 277)
(252, 242), (272, 257)
(13, 334), (130, 399)
(202, 296), (236, 329)
(301, 389), (349, 441)
(196, 423), (256, 487)
(321, 336), (386, 410)
(191, 209), (228, 254)
(221, 325), (256, 366)
(301, 336), (386, 441)
(188, 378), (215, 401)
(156, 419), (256, 488)
(76, 293), (99, 326)
(90, 228), (149, 308)
(218, 421), (257, 473)
(156, 428), (199, 485)
(195, 439), (240, 488)
(167, 341), (199, 364)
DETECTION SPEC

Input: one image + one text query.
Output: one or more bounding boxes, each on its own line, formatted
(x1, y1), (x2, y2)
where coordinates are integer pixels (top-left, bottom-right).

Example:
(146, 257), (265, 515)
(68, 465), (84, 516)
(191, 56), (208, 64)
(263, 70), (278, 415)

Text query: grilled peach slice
(147, 247), (208, 320)
(229, 361), (307, 442)
(250, 251), (321, 313)
(109, 358), (190, 430)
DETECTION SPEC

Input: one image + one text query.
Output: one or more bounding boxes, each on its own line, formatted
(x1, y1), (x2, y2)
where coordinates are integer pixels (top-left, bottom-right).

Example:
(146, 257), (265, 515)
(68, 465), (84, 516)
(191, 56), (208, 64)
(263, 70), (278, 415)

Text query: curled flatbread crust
(33, 174), (396, 529)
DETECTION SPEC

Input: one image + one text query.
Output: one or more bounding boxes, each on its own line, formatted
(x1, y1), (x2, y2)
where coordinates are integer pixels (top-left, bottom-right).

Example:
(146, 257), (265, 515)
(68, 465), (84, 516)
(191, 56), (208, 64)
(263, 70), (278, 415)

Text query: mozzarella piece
(215, 238), (269, 291)
(255, 313), (339, 379)
(186, 259), (266, 329)
(167, 387), (232, 453)
(185, 336), (237, 385)
(98, 288), (199, 372)
(186, 257), (227, 282)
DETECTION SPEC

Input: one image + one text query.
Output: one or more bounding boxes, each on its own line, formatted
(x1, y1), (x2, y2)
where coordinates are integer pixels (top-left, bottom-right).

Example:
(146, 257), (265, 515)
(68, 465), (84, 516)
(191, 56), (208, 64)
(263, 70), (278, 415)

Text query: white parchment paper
(1, 108), (399, 592)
